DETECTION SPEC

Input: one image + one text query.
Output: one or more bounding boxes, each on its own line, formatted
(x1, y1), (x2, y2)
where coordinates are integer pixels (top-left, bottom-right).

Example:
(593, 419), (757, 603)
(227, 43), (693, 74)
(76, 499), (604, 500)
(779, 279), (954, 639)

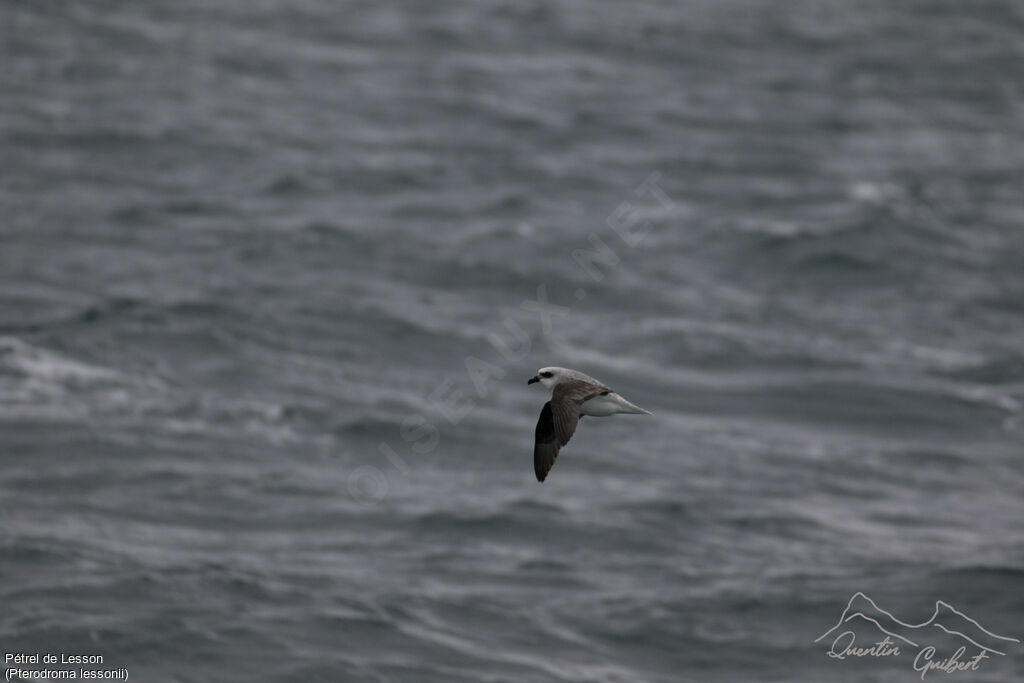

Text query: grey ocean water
(2, 2), (1023, 681)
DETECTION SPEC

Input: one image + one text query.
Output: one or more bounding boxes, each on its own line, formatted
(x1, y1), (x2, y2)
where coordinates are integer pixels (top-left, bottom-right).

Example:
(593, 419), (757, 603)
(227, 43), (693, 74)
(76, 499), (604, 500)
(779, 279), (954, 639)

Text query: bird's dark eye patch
(540, 371), (553, 378)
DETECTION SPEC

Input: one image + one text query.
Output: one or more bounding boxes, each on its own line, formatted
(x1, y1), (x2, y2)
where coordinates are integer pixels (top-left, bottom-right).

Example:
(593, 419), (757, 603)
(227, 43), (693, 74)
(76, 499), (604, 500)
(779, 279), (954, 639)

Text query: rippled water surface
(2, 1), (1023, 681)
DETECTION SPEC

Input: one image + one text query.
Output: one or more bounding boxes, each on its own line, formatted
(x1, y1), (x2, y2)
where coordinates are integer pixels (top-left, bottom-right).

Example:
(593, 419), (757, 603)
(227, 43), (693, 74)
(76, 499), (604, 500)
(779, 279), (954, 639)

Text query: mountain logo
(816, 592), (1020, 679)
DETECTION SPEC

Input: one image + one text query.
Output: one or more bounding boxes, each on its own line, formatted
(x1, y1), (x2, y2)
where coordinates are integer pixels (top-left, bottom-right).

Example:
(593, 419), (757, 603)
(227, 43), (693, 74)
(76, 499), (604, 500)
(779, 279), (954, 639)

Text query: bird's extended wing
(534, 380), (609, 482)
(533, 401), (561, 482)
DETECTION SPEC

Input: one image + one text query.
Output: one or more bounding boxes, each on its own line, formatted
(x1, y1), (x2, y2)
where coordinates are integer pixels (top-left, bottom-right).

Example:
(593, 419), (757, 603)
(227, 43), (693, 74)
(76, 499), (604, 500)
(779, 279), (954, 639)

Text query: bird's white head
(527, 366), (572, 390)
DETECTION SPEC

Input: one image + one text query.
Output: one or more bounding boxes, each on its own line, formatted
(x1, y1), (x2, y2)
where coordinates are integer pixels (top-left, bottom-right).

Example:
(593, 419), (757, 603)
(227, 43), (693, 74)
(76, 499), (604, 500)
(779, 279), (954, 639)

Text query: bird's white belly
(580, 393), (625, 417)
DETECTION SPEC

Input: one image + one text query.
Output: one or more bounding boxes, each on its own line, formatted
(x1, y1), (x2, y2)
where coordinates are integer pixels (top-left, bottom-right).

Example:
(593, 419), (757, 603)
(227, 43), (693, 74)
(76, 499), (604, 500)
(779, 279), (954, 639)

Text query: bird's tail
(616, 395), (652, 415)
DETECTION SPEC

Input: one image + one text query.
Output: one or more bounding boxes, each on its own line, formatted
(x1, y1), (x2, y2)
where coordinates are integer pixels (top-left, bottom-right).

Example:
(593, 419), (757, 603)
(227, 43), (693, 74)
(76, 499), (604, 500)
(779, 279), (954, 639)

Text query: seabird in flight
(527, 366), (651, 482)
